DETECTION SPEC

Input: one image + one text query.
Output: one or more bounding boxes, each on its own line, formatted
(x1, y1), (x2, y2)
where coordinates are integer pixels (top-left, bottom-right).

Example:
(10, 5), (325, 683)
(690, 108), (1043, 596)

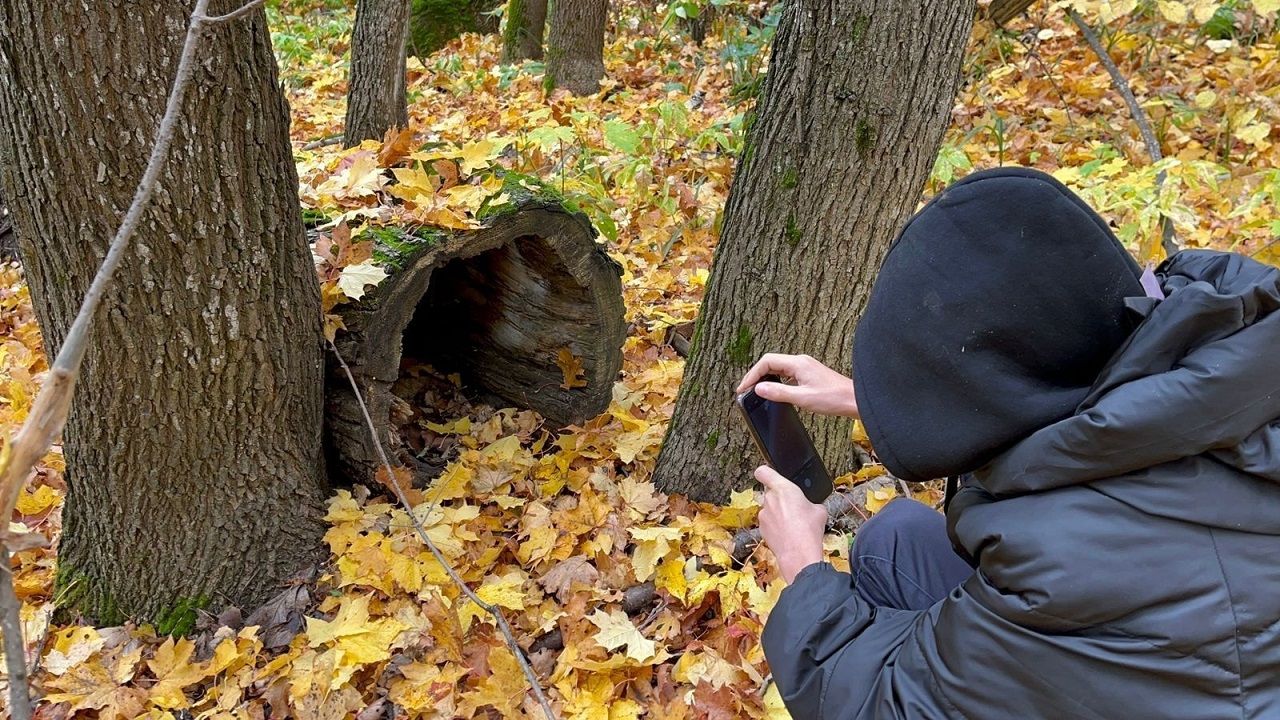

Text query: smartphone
(735, 378), (834, 503)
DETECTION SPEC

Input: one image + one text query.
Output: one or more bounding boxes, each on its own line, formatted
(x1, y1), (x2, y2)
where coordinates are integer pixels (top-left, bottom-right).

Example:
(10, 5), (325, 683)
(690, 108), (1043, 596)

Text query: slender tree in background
(0, 0), (329, 627)
(546, 0), (608, 94)
(653, 0), (977, 503)
(345, 0), (411, 147)
(503, 0), (548, 62)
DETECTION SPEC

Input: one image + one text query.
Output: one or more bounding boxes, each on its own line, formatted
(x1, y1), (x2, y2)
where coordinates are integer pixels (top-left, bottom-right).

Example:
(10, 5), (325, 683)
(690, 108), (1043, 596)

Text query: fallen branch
(300, 134), (344, 151)
(1068, 9), (1179, 258)
(0, 2), (263, 717)
(731, 476), (896, 563)
(328, 341), (558, 720)
(0, 550), (29, 720)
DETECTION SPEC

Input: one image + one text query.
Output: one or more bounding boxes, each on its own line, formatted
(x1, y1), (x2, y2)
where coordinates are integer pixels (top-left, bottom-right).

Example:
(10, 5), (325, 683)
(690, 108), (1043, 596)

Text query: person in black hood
(736, 166), (1280, 719)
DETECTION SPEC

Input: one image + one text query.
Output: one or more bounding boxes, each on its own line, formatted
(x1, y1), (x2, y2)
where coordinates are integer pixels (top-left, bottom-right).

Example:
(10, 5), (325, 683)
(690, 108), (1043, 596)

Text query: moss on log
(324, 199), (626, 484)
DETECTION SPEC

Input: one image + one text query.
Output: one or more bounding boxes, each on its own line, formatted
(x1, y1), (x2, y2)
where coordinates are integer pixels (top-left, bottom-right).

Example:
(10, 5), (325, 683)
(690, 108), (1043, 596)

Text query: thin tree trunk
(0, 0), (328, 627)
(345, 0), (411, 148)
(503, 0), (548, 62)
(653, 0), (976, 503)
(546, 0), (608, 95)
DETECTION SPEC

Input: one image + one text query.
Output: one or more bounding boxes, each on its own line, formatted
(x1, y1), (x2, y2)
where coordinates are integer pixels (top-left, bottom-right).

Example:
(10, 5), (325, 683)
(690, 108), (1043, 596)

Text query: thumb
(754, 465), (786, 491)
(754, 381), (798, 404)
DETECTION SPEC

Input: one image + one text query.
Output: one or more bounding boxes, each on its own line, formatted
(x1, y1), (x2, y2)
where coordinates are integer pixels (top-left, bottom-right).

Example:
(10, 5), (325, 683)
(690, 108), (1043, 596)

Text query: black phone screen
(737, 386), (833, 502)
(746, 397), (815, 473)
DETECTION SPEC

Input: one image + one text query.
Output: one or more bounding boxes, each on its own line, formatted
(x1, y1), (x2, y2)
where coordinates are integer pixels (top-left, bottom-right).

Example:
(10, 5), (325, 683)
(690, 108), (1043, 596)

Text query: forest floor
(4, 1), (1279, 718)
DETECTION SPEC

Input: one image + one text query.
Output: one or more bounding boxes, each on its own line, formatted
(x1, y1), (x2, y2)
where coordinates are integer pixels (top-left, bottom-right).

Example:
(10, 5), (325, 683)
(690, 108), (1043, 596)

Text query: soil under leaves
(3, 0), (1278, 718)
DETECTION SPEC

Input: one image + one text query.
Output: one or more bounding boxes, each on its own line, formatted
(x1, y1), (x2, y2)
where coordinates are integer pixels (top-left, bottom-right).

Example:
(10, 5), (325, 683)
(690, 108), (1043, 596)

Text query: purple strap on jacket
(1140, 265), (1166, 300)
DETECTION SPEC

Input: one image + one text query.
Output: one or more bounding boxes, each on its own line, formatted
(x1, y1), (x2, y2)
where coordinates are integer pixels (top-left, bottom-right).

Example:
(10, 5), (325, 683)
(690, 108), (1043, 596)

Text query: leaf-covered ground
(4, 1), (1278, 718)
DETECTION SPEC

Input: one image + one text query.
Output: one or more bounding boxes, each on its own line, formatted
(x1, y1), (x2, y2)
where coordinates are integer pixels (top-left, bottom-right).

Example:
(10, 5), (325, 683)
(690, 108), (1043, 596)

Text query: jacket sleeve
(761, 562), (923, 719)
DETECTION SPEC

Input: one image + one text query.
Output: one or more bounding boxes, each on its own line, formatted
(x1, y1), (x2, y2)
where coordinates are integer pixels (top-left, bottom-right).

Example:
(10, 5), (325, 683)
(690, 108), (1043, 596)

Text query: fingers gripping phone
(736, 377), (834, 503)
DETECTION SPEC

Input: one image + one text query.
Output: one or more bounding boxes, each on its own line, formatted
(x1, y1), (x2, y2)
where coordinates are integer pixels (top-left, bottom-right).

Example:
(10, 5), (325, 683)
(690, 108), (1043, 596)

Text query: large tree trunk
(653, 0), (975, 503)
(0, 0), (329, 629)
(345, 0), (411, 148)
(545, 0), (608, 95)
(502, 0), (548, 62)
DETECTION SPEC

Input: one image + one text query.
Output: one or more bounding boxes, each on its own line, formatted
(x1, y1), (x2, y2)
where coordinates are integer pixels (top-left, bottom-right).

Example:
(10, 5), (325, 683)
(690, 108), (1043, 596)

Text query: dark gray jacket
(762, 250), (1280, 718)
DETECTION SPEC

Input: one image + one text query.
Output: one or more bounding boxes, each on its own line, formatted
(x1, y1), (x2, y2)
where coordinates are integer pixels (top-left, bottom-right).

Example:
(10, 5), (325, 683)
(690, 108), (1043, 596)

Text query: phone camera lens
(803, 477), (812, 487)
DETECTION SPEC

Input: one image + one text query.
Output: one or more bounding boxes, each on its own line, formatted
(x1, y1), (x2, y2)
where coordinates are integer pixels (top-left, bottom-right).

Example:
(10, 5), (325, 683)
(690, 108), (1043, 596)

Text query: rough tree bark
(546, 0), (608, 95)
(345, 0), (411, 148)
(0, 0), (329, 628)
(502, 0), (548, 62)
(0, 187), (14, 260)
(653, 0), (976, 503)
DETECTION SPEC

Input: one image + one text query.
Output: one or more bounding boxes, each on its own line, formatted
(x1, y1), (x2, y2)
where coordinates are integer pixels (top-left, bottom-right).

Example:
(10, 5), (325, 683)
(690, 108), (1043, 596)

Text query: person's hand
(756, 465), (828, 584)
(737, 353), (858, 418)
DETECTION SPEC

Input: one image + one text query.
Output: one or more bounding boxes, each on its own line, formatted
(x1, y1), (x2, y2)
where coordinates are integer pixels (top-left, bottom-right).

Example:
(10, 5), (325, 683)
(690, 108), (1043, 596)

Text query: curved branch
(1068, 9), (1179, 257)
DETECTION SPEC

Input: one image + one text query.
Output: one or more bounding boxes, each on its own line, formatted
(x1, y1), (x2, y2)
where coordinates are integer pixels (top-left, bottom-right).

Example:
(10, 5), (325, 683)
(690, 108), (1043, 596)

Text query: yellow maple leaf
(588, 608), (657, 662)
(764, 683), (794, 718)
(305, 594), (408, 689)
(866, 486), (899, 515)
(457, 137), (503, 174)
(147, 637), (210, 708)
(628, 526), (682, 581)
(654, 555), (689, 602)
(715, 488), (758, 529)
(459, 571), (529, 631)
(15, 483), (58, 515)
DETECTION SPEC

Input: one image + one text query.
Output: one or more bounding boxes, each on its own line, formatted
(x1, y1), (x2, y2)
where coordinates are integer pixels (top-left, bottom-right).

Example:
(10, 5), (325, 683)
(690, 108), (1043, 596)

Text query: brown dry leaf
(556, 347), (588, 390)
(538, 555), (600, 602)
(377, 126), (416, 167)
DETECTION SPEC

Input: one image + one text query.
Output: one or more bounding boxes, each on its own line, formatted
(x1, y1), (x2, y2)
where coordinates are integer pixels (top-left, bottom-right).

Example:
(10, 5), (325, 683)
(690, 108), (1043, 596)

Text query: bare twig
(0, 1), (265, 716)
(1068, 9), (1179, 258)
(203, 0), (264, 24)
(0, 552), (29, 720)
(300, 134), (344, 151)
(327, 341), (557, 720)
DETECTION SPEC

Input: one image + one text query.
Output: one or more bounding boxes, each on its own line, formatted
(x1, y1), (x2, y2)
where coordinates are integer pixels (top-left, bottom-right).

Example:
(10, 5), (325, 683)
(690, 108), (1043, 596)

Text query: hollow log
(987, 0), (1036, 26)
(324, 199), (626, 484)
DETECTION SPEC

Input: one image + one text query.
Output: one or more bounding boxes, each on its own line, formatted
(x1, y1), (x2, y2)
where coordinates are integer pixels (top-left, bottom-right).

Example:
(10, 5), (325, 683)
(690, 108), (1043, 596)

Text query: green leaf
(526, 124), (577, 152)
(604, 119), (643, 154)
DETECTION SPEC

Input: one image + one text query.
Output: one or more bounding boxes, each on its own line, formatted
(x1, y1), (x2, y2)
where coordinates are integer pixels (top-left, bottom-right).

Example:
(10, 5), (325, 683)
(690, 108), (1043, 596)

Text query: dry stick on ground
(0, 2), (263, 717)
(1068, 8), (1179, 258)
(300, 134), (344, 150)
(327, 341), (558, 720)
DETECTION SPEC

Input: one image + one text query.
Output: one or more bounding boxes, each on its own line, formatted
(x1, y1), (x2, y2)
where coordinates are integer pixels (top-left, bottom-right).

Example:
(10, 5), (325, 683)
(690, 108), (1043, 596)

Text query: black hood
(853, 166), (1145, 482)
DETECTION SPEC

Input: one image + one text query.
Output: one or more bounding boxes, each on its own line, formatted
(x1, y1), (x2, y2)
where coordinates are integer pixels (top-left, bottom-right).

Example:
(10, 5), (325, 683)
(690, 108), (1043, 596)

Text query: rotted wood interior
(406, 235), (600, 414)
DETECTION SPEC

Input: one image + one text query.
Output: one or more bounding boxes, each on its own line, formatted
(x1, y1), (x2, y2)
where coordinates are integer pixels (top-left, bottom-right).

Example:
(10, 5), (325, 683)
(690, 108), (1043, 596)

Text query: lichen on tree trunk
(502, 0), (548, 62)
(345, 0), (411, 147)
(0, 0), (329, 626)
(545, 0), (608, 95)
(652, 0), (976, 503)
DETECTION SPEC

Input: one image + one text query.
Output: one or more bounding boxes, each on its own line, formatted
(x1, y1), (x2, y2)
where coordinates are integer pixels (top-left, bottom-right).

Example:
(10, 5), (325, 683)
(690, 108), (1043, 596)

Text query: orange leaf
(556, 348), (588, 390)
